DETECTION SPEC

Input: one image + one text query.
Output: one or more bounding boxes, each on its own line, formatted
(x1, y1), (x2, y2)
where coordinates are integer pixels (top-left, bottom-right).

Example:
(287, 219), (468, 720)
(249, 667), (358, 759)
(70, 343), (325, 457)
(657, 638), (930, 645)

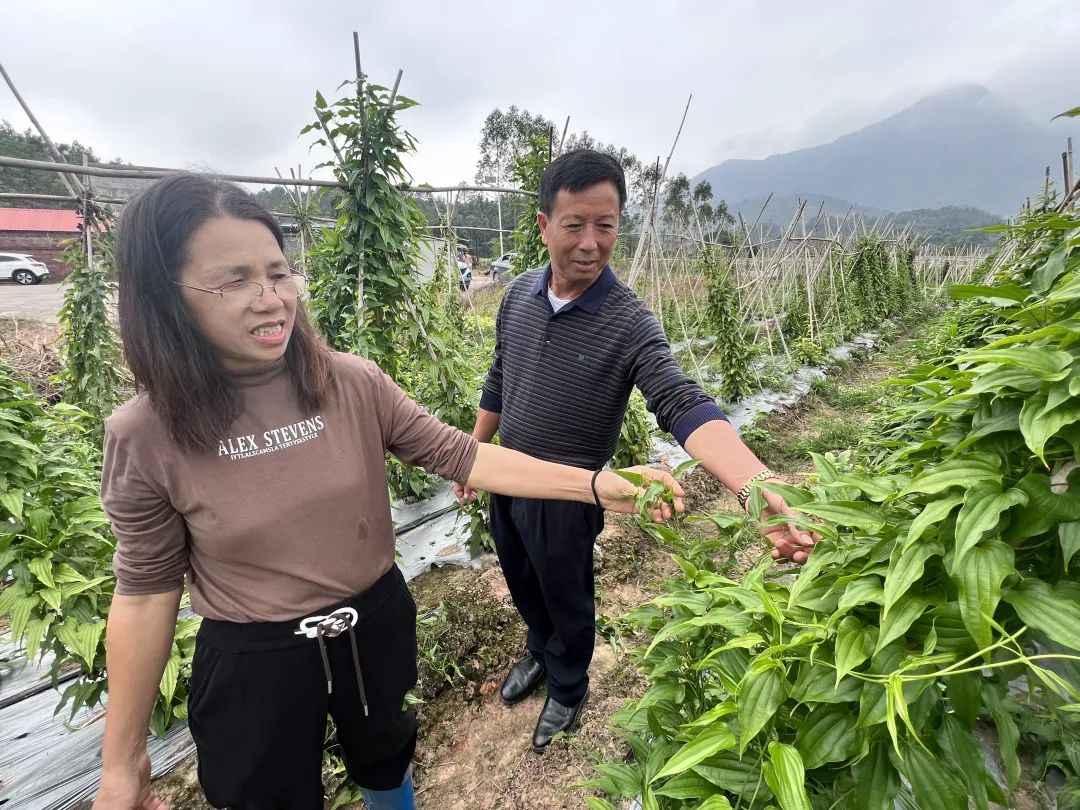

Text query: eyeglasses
(175, 273), (309, 307)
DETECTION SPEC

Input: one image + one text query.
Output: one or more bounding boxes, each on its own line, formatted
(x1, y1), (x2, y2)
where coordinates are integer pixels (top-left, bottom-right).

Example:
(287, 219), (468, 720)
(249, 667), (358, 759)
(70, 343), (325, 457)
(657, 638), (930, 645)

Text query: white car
(0, 252), (49, 285)
(458, 261), (472, 291)
(490, 252), (518, 283)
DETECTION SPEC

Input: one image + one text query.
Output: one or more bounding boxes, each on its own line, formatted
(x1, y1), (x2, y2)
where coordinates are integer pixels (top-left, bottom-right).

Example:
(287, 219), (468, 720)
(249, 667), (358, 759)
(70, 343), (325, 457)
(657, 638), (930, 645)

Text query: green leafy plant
(591, 207), (1080, 809)
(614, 390), (654, 469)
(701, 248), (753, 402)
(0, 365), (193, 728)
(304, 69), (477, 500)
(55, 207), (126, 433)
(508, 133), (550, 276)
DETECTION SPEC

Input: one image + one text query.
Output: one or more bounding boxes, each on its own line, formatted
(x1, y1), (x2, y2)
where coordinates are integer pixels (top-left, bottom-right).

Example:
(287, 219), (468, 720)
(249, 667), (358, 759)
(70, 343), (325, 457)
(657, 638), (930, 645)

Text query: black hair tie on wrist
(591, 469), (603, 509)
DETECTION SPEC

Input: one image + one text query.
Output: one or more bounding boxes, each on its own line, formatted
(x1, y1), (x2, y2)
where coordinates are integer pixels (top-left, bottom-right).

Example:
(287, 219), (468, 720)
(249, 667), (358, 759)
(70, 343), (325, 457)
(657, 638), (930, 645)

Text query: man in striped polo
(454, 149), (814, 753)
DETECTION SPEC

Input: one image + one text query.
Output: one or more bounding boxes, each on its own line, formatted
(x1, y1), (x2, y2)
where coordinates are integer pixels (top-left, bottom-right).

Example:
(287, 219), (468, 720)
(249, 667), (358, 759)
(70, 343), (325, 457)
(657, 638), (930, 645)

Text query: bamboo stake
(0, 155), (533, 196)
(628, 94), (693, 288)
(0, 58), (84, 199)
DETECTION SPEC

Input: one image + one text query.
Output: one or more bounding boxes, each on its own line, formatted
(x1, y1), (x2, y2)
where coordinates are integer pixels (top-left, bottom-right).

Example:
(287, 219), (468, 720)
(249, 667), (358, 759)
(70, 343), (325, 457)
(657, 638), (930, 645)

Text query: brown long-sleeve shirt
(101, 352), (478, 622)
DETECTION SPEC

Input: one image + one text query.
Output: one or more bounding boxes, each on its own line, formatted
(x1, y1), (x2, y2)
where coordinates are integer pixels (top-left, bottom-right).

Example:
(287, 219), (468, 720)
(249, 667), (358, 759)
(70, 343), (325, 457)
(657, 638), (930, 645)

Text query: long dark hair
(115, 173), (333, 450)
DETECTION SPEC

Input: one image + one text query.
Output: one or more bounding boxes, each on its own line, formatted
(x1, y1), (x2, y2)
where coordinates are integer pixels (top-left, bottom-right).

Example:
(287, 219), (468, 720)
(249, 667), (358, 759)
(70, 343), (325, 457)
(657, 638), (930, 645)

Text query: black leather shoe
(500, 654), (546, 706)
(532, 688), (589, 753)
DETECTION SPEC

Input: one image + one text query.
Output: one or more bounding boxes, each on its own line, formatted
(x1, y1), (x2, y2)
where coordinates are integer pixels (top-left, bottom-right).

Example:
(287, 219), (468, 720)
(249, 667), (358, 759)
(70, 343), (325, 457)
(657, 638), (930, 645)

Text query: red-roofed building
(0, 207), (83, 280)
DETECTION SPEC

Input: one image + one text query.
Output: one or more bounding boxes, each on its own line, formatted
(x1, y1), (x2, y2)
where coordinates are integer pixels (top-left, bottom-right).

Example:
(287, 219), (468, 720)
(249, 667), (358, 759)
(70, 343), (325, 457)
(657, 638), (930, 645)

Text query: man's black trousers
(489, 493), (604, 704)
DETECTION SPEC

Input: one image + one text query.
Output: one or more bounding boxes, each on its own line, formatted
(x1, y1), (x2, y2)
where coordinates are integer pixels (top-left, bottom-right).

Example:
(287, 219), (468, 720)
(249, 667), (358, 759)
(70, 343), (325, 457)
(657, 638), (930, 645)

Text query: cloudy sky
(2, 0), (1078, 187)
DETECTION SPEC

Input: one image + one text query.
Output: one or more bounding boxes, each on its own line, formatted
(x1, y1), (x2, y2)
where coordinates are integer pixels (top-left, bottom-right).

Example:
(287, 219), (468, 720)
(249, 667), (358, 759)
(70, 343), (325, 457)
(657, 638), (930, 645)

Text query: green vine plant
(508, 133), (550, 277)
(55, 205), (126, 433)
(700, 247), (753, 404)
(0, 364), (191, 730)
(614, 389), (654, 469)
(587, 206), (1080, 810)
(303, 70), (476, 501)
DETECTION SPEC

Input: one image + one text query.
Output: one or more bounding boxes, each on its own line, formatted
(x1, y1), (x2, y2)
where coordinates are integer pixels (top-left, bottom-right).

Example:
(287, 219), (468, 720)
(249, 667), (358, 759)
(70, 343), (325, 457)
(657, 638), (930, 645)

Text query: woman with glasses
(92, 173), (682, 810)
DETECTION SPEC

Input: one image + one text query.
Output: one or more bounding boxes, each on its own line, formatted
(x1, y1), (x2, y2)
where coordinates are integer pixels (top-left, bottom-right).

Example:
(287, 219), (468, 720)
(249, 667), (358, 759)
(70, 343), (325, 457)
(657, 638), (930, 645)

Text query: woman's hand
(596, 466), (685, 520)
(93, 751), (168, 809)
(757, 485), (819, 564)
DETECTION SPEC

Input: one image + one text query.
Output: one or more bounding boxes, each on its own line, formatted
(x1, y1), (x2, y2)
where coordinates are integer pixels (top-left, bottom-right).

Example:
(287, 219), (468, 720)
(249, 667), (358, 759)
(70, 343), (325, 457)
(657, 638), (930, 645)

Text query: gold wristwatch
(737, 469), (777, 511)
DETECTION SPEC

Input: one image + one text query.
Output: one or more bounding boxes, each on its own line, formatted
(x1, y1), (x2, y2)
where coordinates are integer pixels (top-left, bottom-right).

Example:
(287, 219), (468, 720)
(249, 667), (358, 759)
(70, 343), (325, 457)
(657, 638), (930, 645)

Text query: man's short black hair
(539, 149), (627, 215)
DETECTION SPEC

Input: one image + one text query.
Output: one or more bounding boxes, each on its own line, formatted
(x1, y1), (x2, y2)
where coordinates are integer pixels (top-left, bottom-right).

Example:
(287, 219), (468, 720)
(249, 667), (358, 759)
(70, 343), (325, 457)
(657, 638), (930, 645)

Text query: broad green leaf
(672, 458), (703, 479)
(958, 398), (1022, 449)
(737, 661), (787, 752)
(160, 653), (180, 706)
(955, 347), (1072, 379)
(984, 686), (1021, 790)
(965, 364), (1045, 395)
(650, 725), (736, 782)
(938, 714), (990, 810)
(653, 771), (716, 800)
(613, 470), (645, 487)
(51, 564), (88, 584)
(54, 617), (105, 670)
(951, 539), (1014, 651)
(759, 480), (814, 506)
(682, 701), (737, 730)
(584, 799), (617, 810)
(809, 451), (839, 483)
(1007, 473), (1080, 540)
(793, 501), (884, 533)
(1061, 521), (1080, 569)
(794, 705), (858, 769)
(834, 616), (872, 684)
(1020, 393), (1080, 461)
(949, 283), (1028, 305)
(694, 752), (767, 796)
(1053, 105), (1080, 120)
(952, 483), (1027, 569)
(946, 670), (983, 727)
(0, 489), (23, 520)
(1033, 244), (1073, 293)
(61, 576), (112, 601)
(831, 471), (901, 502)
(853, 740), (900, 810)
(903, 493), (964, 550)
(39, 586), (63, 612)
(696, 797), (733, 810)
(1004, 579), (1080, 652)
(875, 592), (931, 653)
(892, 743), (967, 810)
(790, 660), (862, 704)
(837, 576), (884, 613)
(9, 592), (38, 640)
(883, 539), (943, 616)
(901, 455), (999, 496)
(27, 555), (56, 589)
(24, 614), (54, 662)
(763, 743), (812, 810)
(786, 544), (842, 607)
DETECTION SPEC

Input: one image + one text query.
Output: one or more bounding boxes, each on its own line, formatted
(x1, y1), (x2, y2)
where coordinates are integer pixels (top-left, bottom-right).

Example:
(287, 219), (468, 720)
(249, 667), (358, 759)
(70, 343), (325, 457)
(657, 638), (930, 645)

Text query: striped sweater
(479, 264), (727, 469)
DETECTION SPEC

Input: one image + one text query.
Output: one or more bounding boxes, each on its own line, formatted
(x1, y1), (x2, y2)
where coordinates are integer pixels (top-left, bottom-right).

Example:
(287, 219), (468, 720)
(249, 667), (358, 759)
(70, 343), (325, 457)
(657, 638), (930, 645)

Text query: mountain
(731, 194), (889, 231)
(692, 85), (1072, 216)
(729, 193), (1002, 247)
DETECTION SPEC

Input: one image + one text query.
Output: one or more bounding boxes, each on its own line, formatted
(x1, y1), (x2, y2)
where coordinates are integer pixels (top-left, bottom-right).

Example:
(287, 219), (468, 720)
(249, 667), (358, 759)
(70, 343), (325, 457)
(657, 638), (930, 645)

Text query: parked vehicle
(0, 253), (49, 285)
(490, 252), (518, 284)
(458, 261), (472, 291)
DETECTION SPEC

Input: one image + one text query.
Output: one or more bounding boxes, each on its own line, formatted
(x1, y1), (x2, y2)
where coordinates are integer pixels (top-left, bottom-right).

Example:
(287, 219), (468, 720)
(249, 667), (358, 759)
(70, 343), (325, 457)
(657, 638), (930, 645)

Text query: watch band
(737, 469), (777, 510)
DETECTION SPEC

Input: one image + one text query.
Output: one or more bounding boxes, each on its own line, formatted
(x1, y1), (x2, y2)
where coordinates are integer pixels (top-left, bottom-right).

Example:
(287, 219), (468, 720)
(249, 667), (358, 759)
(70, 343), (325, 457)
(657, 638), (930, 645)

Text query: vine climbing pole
(304, 34), (476, 500)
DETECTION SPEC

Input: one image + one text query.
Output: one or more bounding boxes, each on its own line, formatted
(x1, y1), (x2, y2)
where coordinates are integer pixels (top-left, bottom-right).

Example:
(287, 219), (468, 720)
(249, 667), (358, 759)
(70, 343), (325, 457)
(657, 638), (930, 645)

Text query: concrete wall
(0, 231), (76, 280)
